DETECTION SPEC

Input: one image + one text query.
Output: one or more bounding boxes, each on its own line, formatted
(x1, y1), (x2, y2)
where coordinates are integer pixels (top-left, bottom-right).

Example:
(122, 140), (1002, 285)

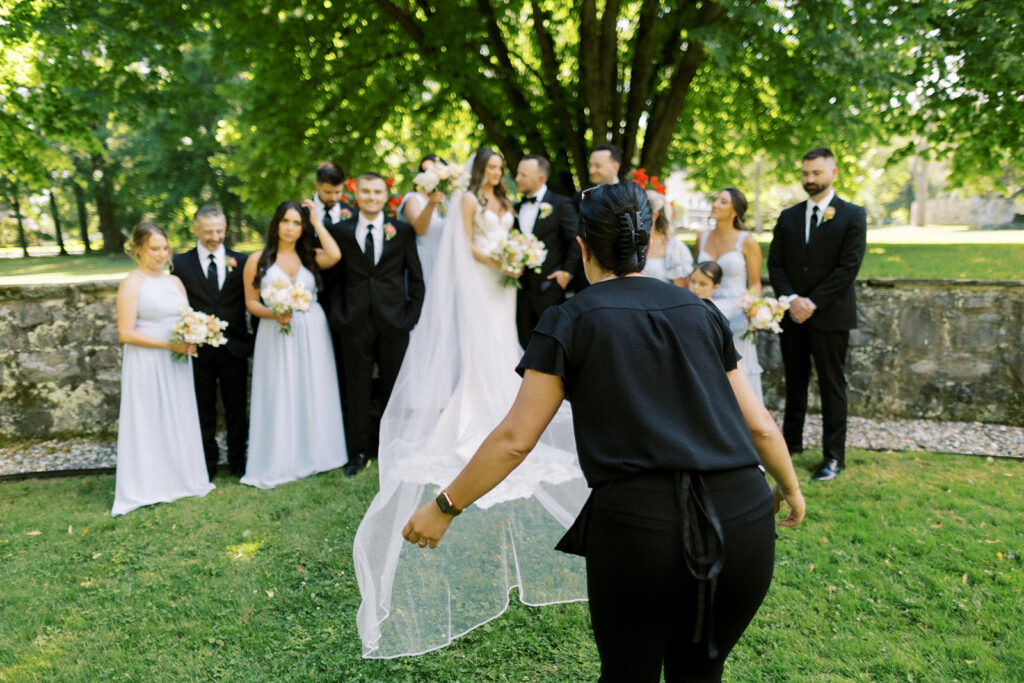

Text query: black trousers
(340, 325), (409, 456)
(192, 349), (249, 477)
(779, 318), (850, 464)
(516, 282), (565, 349)
(585, 468), (775, 683)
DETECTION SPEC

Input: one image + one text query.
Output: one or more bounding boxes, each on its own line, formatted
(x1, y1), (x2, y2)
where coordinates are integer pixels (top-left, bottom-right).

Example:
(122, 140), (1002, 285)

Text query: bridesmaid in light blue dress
(240, 200), (348, 489)
(400, 154), (449, 283)
(113, 223), (214, 516)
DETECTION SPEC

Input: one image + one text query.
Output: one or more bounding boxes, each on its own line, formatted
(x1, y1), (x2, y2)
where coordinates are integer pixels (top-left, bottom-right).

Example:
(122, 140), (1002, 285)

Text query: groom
(324, 173), (425, 476)
(513, 154), (580, 348)
(171, 205), (253, 478)
(768, 147), (866, 481)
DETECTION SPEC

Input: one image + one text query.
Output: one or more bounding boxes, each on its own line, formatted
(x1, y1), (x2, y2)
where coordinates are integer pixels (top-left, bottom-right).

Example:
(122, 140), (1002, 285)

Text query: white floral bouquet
(491, 230), (548, 289)
(170, 307), (228, 361)
(260, 280), (313, 335)
(739, 289), (796, 341)
(413, 160), (466, 215)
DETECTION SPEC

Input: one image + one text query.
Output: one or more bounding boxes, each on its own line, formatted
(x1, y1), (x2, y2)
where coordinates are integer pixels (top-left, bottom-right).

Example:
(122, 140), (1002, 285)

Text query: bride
(353, 147), (589, 658)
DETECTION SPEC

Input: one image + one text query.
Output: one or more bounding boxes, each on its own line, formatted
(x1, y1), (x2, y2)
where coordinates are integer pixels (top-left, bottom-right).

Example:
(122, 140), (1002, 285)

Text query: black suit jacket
(323, 216), (425, 337)
(514, 190), (581, 303)
(171, 247), (254, 359)
(767, 195), (867, 331)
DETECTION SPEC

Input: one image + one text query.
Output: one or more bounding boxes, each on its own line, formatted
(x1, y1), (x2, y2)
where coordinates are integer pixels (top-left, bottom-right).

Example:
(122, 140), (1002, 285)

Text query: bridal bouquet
(491, 230), (548, 289)
(261, 280), (313, 335)
(739, 289), (796, 341)
(170, 308), (228, 361)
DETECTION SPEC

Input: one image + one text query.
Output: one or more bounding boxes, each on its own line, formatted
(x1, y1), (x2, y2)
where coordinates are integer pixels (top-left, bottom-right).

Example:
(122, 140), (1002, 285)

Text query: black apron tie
(675, 471), (726, 660)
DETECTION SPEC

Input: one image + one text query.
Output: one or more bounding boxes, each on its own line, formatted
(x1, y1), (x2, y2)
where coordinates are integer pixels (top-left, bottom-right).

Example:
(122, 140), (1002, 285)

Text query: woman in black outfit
(403, 182), (805, 682)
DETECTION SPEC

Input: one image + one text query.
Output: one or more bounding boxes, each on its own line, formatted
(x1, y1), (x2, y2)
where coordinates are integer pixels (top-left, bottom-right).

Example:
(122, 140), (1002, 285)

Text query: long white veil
(353, 189), (589, 658)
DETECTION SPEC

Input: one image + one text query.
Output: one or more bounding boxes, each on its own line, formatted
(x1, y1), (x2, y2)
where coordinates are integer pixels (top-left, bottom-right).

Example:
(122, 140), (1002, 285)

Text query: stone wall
(0, 281), (122, 439)
(910, 197), (1024, 229)
(0, 278), (1022, 440)
(757, 279), (1024, 425)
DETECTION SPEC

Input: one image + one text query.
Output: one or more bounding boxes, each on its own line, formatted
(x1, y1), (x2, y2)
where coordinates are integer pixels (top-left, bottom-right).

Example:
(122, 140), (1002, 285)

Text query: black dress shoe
(345, 452), (368, 477)
(811, 458), (843, 481)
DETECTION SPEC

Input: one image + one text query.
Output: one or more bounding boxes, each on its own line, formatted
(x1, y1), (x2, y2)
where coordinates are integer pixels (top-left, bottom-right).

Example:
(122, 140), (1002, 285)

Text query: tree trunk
(49, 188), (68, 255)
(72, 181), (92, 253)
(912, 139), (928, 227)
(754, 156), (763, 233)
(92, 154), (123, 253)
(13, 190), (29, 258)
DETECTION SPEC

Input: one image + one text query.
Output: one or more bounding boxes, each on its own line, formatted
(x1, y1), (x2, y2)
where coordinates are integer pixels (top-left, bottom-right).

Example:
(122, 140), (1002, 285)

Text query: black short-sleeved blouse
(516, 276), (761, 487)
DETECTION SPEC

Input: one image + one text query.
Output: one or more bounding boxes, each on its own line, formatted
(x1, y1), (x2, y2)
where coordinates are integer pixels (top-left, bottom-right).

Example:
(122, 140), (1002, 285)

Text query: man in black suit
(513, 154), (580, 348)
(768, 147), (867, 481)
(311, 161), (354, 413)
(570, 143), (623, 292)
(171, 205), (254, 478)
(323, 173), (425, 476)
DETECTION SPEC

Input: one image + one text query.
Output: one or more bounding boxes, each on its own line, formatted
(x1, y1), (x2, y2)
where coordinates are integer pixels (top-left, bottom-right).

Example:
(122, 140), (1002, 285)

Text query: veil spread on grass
(353, 187), (589, 658)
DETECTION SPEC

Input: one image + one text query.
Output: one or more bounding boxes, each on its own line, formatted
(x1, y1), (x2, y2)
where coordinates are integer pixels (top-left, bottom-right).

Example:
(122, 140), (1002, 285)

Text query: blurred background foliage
(1, 0), (1022, 252)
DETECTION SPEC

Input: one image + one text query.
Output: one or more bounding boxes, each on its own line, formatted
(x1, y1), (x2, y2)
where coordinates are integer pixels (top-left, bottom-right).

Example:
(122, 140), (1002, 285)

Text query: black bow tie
(521, 195), (538, 204)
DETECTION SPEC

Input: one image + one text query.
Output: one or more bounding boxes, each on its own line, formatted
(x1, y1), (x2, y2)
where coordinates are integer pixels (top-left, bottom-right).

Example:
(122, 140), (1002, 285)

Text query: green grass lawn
(2, 228), (1023, 285)
(2, 448), (1022, 681)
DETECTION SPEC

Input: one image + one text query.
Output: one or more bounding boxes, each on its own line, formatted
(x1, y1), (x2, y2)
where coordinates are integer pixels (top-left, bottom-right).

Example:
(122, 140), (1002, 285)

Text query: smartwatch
(435, 490), (463, 516)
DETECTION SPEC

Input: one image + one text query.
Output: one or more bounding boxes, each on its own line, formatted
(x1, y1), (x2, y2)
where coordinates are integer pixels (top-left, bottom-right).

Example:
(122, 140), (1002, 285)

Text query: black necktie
(521, 195), (538, 204)
(206, 253), (218, 289)
(809, 206), (820, 238)
(364, 226), (375, 264)
(323, 208), (333, 229)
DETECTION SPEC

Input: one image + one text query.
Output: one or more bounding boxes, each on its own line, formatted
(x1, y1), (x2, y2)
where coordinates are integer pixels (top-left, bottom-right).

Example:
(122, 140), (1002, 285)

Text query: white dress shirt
(355, 213), (384, 265)
(196, 242), (226, 289)
(805, 189), (836, 243)
(518, 184), (548, 236)
(313, 193), (347, 226)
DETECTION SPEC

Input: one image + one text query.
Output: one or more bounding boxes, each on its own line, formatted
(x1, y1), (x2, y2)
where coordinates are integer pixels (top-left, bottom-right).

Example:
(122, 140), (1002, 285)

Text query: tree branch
(621, 0), (660, 167)
(642, 1), (727, 173)
(531, 0), (586, 182)
(372, 0), (427, 47)
(598, 0), (622, 142)
(579, 0), (605, 140)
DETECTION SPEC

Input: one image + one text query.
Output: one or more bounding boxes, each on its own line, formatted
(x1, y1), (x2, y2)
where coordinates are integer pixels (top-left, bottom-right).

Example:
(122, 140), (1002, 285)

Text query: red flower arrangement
(631, 168), (666, 195)
(341, 175), (401, 215)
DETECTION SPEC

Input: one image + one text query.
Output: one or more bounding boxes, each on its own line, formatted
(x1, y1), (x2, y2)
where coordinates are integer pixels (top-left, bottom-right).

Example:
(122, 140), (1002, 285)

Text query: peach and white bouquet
(739, 289), (796, 341)
(170, 307), (228, 361)
(491, 230), (548, 288)
(260, 280), (313, 335)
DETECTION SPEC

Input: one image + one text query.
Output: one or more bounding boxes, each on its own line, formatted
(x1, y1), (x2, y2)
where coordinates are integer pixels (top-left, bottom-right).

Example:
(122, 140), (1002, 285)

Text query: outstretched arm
(402, 370), (564, 548)
(727, 367), (805, 527)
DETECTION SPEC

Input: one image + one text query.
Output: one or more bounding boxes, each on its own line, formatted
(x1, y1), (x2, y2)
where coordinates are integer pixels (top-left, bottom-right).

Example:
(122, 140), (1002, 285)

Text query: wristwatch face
(436, 492), (459, 515)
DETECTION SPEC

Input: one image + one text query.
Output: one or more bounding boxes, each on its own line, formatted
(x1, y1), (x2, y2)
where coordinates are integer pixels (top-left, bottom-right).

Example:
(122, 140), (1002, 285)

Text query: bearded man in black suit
(768, 147), (867, 481)
(513, 154), (580, 348)
(171, 205), (253, 478)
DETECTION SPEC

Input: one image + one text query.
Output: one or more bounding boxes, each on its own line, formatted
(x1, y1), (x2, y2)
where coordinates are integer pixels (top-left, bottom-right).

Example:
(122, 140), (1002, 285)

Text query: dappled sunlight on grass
(225, 539), (262, 561)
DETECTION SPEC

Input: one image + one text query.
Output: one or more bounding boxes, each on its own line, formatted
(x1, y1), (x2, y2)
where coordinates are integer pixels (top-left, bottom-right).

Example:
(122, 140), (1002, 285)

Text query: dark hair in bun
(579, 182), (652, 276)
(722, 187), (748, 231)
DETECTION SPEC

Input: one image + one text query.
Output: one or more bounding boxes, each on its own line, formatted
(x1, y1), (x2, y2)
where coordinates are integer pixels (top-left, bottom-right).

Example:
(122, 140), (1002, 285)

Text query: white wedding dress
(698, 231), (764, 401)
(354, 192), (589, 658)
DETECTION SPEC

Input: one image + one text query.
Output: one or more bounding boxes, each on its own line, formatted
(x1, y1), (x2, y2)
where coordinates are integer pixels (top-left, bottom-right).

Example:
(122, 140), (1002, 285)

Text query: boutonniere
(383, 224), (397, 241)
(340, 208), (353, 221)
(226, 256), (237, 273)
(823, 206), (836, 221)
(538, 202), (554, 220)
